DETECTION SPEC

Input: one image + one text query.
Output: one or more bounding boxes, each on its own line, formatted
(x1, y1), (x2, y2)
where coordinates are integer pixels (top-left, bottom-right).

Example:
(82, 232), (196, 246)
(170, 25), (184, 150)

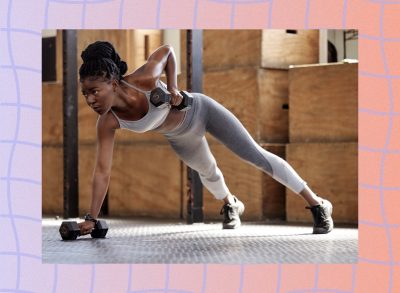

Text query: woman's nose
(86, 94), (96, 104)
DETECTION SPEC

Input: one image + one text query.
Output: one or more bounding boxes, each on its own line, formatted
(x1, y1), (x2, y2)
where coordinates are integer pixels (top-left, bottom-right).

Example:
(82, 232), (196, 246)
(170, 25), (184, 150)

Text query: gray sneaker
(220, 196), (245, 229)
(306, 199), (334, 234)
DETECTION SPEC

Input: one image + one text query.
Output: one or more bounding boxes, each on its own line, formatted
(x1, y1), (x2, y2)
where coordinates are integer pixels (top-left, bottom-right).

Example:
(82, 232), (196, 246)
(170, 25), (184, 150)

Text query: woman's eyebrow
(82, 87), (98, 92)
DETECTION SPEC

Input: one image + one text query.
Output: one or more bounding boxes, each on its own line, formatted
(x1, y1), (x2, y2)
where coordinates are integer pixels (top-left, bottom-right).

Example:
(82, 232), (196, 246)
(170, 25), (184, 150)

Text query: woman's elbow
(161, 44), (173, 54)
(94, 165), (111, 178)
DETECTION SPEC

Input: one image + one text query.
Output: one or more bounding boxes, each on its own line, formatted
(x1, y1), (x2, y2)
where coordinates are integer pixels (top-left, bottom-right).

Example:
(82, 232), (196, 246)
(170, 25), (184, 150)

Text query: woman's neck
(111, 82), (148, 118)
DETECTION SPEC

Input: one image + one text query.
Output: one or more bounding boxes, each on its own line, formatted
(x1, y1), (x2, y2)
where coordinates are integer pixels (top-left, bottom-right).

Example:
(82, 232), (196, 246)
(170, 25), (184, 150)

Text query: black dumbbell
(59, 220), (108, 240)
(150, 87), (193, 111)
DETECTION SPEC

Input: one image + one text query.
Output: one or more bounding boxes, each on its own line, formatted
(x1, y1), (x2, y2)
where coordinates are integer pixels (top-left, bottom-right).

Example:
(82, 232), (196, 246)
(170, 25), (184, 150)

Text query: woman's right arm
(89, 114), (116, 219)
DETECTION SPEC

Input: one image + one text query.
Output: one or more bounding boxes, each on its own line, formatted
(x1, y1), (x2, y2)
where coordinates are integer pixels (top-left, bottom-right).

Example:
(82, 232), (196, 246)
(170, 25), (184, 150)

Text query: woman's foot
(306, 199), (334, 234)
(220, 196), (245, 229)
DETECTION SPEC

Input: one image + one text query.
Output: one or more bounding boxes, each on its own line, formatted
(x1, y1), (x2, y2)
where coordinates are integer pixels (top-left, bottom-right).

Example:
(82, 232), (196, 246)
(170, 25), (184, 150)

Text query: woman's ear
(112, 79), (118, 91)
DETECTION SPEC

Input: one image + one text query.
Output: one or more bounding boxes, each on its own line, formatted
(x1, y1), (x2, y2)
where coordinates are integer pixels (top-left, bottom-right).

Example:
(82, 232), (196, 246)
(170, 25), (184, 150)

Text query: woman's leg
(167, 134), (230, 201)
(202, 95), (322, 206)
(203, 96), (334, 233)
(166, 134), (244, 229)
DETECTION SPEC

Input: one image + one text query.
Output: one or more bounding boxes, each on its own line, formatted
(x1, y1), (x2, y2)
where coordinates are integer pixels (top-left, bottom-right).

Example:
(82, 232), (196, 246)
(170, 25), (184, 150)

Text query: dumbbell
(150, 87), (193, 111)
(59, 220), (108, 240)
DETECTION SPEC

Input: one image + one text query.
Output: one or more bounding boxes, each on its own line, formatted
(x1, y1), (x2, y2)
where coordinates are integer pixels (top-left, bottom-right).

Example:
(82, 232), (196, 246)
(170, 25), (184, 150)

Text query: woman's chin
(93, 108), (103, 115)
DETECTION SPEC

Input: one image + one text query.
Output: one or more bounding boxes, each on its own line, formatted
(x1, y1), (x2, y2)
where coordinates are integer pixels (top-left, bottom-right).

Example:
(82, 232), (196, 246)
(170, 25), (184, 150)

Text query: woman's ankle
(223, 194), (235, 205)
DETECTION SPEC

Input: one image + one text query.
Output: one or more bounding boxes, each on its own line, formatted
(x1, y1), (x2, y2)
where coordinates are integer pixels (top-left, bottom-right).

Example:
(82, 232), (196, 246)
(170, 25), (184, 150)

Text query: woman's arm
(140, 45), (182, 105)
(144, 45), (177, 87)
(79, 114), (116, 234)
(89, 114), (116, 219)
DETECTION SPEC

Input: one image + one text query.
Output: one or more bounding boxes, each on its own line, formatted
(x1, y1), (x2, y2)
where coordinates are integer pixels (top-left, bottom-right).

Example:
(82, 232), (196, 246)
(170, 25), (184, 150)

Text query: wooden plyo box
(262, 30), (319, 69)
(258, 69), (289, 143)
(286, 142), (358, 224)
(203, 30), (262, 71)
(289, 62), (358, 143)
(203, 67), (260, 141)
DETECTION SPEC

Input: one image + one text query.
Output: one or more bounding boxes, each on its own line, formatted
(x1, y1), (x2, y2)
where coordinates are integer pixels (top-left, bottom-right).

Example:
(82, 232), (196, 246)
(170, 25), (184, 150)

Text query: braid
(79, 41), (128, 82)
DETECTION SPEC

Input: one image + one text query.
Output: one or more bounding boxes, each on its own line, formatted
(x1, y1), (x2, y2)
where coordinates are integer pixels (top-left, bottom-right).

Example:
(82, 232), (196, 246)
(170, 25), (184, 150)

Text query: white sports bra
(110, 79), (170, 133)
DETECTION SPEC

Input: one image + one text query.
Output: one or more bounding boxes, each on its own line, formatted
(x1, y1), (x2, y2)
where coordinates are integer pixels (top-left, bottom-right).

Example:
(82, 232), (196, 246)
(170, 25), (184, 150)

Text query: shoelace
(306, 205), (325, 226)
(220, 204), (233, 220)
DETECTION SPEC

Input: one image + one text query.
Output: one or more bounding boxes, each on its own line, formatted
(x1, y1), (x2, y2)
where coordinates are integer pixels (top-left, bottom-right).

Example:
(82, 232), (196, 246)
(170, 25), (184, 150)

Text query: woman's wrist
(167, 86), (179, 92)
(84, 213), (98, 224)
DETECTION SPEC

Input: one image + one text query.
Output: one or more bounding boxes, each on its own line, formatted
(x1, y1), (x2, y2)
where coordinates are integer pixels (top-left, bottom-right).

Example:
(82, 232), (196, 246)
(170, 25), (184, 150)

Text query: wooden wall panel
(289, 63), (358, 143)
(258, 69), (289, 143)
(130, 30), (162, 70)
(105, 144), (182, 218)
(286, 142), (358, 224)
(260, 143), (286, 220)
(262, 30), (319, 69)
(77, 144), (97, 215)
(42, 146), (63, 215)
(56, 30), (63, 82)
(42, 83), (63, 144)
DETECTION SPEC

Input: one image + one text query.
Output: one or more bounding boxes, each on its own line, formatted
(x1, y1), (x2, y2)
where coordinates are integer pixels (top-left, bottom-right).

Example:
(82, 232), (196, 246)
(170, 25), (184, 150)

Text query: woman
(78, 41), (333, 234)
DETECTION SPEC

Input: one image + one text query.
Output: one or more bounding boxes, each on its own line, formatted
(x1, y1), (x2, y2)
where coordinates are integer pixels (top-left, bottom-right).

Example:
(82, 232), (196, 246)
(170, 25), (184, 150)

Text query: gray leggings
(160, 93), (307, 200)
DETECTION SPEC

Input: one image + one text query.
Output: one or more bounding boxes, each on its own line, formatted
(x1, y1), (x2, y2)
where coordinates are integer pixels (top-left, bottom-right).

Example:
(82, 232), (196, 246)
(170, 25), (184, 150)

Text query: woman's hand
(168, 88), (183, 106)
(78, 221), (96, 235)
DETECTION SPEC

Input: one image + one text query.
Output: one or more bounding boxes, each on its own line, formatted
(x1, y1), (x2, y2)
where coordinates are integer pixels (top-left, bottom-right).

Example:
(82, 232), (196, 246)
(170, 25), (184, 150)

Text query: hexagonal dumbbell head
(150, 87), (170, 107)
(90, 220), (108, 238)
(59, 221), (80, 240)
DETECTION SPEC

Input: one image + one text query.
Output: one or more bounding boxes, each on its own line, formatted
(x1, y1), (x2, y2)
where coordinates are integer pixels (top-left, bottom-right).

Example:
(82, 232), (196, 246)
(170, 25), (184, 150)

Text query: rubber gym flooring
(42, 218), (358, 264)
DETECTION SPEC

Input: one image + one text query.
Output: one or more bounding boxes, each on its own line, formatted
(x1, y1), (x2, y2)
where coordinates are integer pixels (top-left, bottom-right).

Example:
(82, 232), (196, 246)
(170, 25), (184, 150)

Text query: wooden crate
(42, 146), (63, 215)
(286, 142), (358, 224)
(204, 67), (260, 141)
(260, 143), (286, 220)
(258, 68), (289, 143)
(80, 143), (183, 218)
(203, 30), (262, 71)
(289, 62), (358, 143)
(262, 30), (319, 69)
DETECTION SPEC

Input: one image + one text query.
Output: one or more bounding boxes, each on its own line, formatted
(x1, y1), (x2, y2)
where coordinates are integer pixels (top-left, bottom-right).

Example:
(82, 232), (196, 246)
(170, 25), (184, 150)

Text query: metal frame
(186, 30), (204, 223)
(62, 30), (79, 218)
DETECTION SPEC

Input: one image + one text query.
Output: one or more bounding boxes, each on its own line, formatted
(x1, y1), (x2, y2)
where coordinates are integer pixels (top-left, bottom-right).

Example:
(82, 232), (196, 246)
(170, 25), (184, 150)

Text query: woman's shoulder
(124, 71), (157, 91)
(97, 111), (120, 131)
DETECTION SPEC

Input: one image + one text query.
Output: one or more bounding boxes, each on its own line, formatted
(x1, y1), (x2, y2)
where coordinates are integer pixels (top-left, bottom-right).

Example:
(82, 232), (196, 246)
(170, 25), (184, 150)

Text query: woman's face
(80, 77), (116, 115)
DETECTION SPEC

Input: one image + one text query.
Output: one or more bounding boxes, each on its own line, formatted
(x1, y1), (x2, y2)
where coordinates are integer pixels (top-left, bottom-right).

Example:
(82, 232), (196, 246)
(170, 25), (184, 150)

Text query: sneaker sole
(223, 220), (241, 229)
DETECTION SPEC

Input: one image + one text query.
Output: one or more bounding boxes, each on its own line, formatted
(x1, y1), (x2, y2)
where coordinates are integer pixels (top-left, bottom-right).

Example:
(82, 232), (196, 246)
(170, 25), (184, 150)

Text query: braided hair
(79, 41), (128, 82)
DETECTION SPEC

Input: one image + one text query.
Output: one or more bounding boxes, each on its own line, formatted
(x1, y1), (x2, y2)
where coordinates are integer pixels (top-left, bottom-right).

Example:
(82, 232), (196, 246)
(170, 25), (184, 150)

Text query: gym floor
(42, 218), (358, 264)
